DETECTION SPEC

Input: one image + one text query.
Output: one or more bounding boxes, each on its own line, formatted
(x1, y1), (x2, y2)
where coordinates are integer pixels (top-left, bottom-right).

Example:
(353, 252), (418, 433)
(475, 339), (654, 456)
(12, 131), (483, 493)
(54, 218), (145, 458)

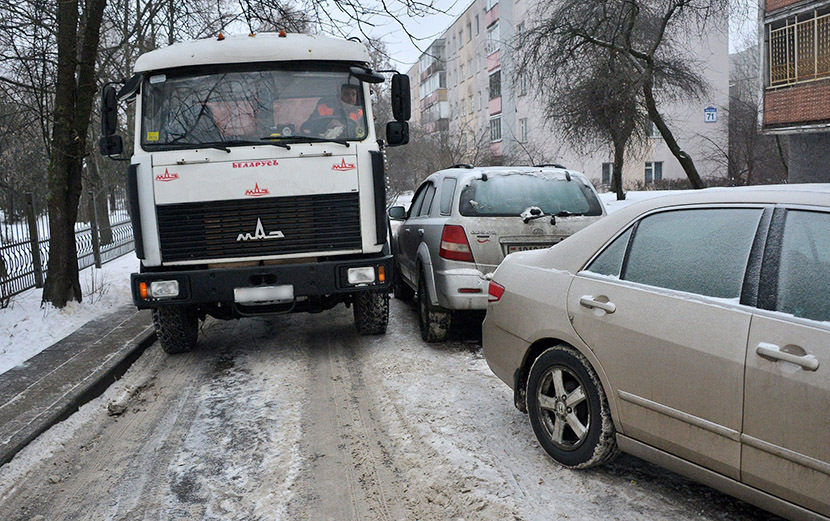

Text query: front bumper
(131, 254), (392, 309)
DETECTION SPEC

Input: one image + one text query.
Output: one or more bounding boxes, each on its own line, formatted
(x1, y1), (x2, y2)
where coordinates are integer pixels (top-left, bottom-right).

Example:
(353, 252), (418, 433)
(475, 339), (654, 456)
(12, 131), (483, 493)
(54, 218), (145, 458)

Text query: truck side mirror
(99, 135), (124, 157)
(391, 74), (411, 122)
(388, 206), (406, 220)
(101, 85), (119, 136)
(386, 121), (409, 147)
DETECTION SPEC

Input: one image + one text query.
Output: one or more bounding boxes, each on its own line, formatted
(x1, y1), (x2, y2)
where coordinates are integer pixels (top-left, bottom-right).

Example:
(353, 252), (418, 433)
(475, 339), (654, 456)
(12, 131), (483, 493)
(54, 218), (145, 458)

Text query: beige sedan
(482, 186), (830, 521)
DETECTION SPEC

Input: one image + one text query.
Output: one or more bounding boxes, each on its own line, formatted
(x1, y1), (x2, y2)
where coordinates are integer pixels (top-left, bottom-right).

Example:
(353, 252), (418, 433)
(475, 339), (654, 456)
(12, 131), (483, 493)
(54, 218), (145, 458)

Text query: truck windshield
(141, 66), (369, 150)
(458, 174), (603, 217)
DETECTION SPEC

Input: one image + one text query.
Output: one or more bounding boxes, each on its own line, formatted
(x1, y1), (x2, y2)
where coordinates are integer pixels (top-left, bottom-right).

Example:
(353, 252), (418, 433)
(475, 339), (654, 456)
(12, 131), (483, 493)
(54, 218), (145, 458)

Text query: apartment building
(761, 0), (830, 182)
(406, 0), (730, 187)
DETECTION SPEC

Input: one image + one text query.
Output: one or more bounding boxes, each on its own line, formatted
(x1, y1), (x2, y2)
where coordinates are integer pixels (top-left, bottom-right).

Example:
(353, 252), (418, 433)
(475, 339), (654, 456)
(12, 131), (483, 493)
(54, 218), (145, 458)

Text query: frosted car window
(622, 208), (762, 299)
(440, 178), (457, 215)
(418, 184), (436, 217)
(586, 228), (632, 277)
(458, 174), (602, 217)
(776, 210), (830, 322)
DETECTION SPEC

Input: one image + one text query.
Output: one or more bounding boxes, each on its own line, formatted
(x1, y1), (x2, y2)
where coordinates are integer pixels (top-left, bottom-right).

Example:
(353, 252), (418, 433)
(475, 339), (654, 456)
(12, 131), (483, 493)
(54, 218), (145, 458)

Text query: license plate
(507, 244), (551, 254)
(234, 285), (294, 304)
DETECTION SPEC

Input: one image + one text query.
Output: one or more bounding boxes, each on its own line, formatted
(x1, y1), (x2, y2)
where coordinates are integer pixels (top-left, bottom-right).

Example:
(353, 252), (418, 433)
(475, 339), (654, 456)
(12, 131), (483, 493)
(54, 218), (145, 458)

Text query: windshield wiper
(197, 141), (231, 153)
(263, 135), (350, 147)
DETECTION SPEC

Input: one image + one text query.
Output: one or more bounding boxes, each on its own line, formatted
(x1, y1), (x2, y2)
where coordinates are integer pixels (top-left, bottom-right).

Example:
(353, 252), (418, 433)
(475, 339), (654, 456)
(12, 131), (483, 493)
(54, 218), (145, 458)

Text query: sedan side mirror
(388, 206), (407, 220)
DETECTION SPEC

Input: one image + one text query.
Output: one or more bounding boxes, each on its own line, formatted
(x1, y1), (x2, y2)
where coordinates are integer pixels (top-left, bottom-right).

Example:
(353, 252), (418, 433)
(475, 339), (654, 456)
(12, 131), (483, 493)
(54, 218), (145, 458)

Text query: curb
(0, 308), (156, 467)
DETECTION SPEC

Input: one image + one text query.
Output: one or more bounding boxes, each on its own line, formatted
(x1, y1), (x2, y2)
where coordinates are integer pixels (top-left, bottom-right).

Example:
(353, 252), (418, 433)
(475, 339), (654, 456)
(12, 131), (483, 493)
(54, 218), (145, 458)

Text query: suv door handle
(579, 296), (616, 314)
(417, 229), (424, 237)
(756, 342), (819, 371)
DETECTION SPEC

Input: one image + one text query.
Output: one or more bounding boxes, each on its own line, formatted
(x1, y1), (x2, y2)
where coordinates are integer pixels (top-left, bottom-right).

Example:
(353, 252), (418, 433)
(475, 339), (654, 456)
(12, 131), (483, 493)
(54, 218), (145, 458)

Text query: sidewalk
(0, 305), (155, 466)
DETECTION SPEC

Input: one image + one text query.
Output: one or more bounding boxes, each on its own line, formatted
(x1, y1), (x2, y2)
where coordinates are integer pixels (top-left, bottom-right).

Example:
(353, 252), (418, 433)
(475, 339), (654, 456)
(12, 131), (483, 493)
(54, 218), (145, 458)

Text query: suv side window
(440, 178), (457, 215)
(585, 227), (633, 277)
(409, 184), (429, 218)
(418, 184), (437, 217)
(775, 210), (830, 322)
(621, 208), (763, 299)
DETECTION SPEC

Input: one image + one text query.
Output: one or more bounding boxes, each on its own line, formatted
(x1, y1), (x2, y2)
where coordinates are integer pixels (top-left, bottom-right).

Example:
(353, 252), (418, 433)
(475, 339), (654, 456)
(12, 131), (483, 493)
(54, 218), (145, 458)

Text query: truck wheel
(418, 273), (451, 342)
(393, 265), (415, 301)
(353, 290), (389, 335)
(152, 306), (199, 354)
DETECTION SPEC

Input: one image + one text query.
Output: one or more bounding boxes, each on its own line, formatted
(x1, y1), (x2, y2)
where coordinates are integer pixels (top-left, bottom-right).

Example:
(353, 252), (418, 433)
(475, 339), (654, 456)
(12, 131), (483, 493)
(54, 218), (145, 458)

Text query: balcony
(768, 11), (830, 88)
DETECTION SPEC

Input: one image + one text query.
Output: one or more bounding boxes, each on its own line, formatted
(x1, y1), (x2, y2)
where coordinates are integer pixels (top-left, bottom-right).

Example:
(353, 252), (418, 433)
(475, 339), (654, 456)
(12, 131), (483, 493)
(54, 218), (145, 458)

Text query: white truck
(99, 32), (411, 353)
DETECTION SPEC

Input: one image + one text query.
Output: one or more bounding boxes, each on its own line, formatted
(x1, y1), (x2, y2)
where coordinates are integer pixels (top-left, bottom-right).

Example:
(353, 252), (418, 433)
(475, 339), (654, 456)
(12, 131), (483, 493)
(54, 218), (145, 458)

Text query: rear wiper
(263, 135), (350, 147)
(554, 211), (585, 217)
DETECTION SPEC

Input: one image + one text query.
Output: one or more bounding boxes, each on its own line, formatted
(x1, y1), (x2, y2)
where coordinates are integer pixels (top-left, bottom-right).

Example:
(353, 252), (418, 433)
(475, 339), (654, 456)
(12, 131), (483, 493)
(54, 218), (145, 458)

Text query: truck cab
(100, 32), (410, 353)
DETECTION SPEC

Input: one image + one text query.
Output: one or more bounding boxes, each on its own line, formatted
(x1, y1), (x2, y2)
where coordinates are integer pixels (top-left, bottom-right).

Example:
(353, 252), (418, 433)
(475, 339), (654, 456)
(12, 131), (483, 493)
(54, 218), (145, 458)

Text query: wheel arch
(518, 336), (623, 434)
(415, 244), (440, 306)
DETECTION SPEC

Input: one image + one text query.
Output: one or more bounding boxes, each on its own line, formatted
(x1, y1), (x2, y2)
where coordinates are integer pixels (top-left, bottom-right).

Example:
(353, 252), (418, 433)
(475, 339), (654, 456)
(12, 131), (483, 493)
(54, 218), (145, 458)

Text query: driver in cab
(303, 83), (365, 140)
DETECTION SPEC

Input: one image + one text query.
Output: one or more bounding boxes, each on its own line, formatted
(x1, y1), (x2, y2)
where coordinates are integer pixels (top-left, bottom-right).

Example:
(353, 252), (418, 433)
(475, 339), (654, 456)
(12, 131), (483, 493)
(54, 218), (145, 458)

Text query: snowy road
(0, 299), (780, 521)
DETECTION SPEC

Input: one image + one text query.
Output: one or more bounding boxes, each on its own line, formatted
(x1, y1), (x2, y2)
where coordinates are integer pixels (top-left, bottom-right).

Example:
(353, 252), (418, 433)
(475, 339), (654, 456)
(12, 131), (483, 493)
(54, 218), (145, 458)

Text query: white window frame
(490, 115), (502, 142)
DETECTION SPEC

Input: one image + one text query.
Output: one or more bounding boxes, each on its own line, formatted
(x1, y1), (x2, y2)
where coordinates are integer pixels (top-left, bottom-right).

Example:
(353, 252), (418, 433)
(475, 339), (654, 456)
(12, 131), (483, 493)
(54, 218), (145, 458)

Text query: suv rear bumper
(433, 267), (490, 310)
(131, 254), (392, 309)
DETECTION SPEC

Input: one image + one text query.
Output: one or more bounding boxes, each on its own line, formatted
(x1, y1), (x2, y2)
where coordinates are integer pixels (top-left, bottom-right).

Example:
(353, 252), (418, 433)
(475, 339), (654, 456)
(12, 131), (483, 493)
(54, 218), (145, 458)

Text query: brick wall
(764, 80), (830, 127)
(766, 0), (808, 12)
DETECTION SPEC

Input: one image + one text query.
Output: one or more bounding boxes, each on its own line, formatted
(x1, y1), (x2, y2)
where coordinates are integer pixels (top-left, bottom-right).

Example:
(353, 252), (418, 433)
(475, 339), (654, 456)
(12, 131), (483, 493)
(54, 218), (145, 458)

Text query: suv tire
(418, 273), (451, 342)
(354, 290), (389, 335)
(526, 345), (618, 469)
(153, 306), (199, 354)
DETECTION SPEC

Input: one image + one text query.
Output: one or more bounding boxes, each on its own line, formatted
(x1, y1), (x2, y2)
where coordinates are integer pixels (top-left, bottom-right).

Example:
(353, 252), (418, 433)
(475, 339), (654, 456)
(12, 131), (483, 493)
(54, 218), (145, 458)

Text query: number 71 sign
(704, 106), (718, 123)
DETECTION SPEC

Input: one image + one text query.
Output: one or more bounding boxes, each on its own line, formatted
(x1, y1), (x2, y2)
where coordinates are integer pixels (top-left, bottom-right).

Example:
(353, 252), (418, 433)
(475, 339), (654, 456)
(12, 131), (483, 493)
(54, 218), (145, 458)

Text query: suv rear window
(458, 173), (602, 217)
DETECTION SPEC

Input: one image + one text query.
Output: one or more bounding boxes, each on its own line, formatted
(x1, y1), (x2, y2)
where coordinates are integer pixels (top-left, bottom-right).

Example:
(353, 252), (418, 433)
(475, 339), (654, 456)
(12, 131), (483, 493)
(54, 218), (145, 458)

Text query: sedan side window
(622, 208), (762, 299)
(776, 210), (830, 322)
(585, 228), (632, 277)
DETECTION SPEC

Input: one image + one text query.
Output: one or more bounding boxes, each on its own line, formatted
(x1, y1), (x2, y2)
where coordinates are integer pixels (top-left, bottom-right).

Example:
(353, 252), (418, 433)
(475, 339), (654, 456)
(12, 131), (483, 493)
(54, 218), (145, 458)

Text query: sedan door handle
(579, 296), (616, 314)
(756, 342), (819, 371)
(417, 229), (424, 237)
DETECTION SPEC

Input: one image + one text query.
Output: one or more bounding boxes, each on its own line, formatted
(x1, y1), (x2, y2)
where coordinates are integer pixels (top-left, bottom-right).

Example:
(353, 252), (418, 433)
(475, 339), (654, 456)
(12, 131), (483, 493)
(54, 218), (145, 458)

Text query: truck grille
(157, 193), (362, 262)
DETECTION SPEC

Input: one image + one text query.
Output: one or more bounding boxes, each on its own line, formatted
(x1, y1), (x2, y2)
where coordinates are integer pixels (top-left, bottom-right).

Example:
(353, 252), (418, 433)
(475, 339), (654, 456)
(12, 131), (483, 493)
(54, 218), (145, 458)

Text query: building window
(468, 95), (474, 114)
(467, 22), (472, 42)
(768, 11), (830, 87)
(645, 161), (663, 184)
(475, 15), (480, 34)
(477, 91), (482, 110)
(517, 22), (525, 46)
(602, 163), (612, 185)
(518, 72), (527, 96)
(519, 118), (528, 142)
(647, 121), (660, 138)
(486, 22), (500, 54)
(459, 64), (465, 81)
(486, 0), (499, 11)
(468, 59), (473, 78)
(490, 116), (502, 142)
(489, 70), (501, 100)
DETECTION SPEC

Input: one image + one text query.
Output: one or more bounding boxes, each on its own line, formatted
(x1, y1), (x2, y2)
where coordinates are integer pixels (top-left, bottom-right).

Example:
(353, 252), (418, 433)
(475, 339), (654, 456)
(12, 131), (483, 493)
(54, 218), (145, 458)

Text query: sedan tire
(526, 345), (618, 469)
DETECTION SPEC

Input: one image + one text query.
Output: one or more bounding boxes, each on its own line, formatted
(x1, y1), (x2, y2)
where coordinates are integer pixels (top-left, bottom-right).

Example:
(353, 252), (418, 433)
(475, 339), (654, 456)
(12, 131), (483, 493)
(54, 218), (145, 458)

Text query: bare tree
(521, 0), (727, 189)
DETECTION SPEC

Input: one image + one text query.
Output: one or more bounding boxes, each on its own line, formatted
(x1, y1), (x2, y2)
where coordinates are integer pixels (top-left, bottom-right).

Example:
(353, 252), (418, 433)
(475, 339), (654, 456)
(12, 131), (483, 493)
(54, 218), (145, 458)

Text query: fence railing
(0, 189), (134, 302)
(769, 11), (830, 87)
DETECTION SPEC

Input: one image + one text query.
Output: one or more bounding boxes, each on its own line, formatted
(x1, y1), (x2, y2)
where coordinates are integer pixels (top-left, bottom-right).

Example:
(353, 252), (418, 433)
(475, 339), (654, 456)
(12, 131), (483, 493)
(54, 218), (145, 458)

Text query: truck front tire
(152, 306), (199, 354)
(353, 290), (389, 335)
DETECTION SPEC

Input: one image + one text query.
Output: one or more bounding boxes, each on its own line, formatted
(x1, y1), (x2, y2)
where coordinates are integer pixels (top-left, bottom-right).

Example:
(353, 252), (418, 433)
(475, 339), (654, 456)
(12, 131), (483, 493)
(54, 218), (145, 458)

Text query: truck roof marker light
(440, 224), (475, 263)
(488, 281), (505, 302)
(139, 282), (148, 299)
(279, 30), (287, 37)
(217, 32), (225, 41)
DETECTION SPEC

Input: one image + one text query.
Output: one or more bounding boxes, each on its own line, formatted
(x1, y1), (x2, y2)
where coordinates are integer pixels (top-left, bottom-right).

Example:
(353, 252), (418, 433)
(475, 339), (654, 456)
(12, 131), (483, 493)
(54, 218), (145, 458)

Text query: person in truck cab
(303, 83), (366, 139)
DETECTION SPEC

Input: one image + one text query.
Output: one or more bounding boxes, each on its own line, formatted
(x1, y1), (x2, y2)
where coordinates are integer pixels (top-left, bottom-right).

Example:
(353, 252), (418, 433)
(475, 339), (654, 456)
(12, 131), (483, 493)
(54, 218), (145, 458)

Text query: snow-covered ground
(0, 189), (692, 377)
(0, 253), (139, 375)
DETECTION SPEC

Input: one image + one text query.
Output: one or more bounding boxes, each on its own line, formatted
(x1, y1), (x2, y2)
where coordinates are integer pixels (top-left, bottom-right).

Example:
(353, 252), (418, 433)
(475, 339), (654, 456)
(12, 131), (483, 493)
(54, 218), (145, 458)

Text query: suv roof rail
(447, 163), (474, 169)
(534, 163), (567, 169)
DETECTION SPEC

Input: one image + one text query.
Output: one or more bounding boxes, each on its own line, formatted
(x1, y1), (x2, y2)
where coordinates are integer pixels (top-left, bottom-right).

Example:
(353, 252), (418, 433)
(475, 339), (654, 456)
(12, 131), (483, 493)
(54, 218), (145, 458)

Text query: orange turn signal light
(378, 265), (386, 283)
(139, 282), (148, 299)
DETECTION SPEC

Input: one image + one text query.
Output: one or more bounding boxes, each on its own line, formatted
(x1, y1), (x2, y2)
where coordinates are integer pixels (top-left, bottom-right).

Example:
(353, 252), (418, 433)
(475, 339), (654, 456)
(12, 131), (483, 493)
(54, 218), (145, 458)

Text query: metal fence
(0, 189), (134, 302)
(769, 11), (830, 87)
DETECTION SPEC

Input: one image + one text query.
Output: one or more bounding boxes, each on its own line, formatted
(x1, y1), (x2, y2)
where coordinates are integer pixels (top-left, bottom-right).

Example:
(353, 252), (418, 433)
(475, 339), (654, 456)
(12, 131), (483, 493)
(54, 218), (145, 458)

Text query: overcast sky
(355, 0), (759, 70)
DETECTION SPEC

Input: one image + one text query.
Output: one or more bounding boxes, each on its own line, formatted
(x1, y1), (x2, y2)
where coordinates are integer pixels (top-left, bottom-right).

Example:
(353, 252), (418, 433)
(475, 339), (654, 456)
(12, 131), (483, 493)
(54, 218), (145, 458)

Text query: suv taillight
(488, 281), (505, 302)
(440, 225), (475, 262)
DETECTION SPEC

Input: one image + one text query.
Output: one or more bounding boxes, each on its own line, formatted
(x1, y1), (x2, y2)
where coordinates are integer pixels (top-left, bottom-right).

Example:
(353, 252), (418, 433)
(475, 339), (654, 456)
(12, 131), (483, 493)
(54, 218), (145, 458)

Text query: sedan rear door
(567, 206), (766, 479)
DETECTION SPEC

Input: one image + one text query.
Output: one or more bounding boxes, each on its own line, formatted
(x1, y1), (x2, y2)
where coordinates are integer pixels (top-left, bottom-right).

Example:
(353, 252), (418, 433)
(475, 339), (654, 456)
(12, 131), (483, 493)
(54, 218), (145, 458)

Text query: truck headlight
(149, 280), (180, 298)
(347, 267), (376, 285)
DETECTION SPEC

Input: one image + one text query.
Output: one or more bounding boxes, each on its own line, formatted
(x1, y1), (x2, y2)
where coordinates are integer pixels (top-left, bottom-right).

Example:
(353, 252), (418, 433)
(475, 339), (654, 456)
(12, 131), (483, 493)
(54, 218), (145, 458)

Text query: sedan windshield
(458, 174), (602, 217)
(141, 66), (368, 150)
